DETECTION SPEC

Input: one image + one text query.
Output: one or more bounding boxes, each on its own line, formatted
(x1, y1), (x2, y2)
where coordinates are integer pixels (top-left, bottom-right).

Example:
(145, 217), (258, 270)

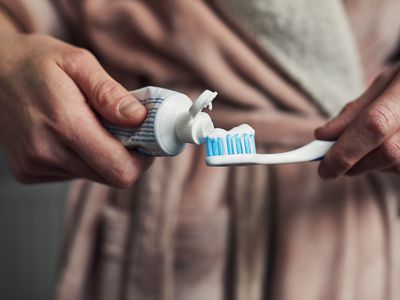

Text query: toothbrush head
(205, 124), (257, 166)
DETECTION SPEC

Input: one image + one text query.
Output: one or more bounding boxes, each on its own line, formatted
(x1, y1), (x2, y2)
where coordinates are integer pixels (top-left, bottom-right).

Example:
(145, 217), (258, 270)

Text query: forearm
(0, 8), (20, 33)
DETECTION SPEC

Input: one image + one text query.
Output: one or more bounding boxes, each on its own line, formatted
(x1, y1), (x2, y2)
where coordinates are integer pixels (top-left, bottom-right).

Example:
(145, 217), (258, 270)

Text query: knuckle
(111, 168), (137, 188)
(94, 80), (125, 108)
(381, 141), (400, 165)
(46, 112), (83, 144)
(27, 141), (54, 165)
(361, 106), (393, 139)
(62, 47), (93, 71)
(45, 118), (73, 142)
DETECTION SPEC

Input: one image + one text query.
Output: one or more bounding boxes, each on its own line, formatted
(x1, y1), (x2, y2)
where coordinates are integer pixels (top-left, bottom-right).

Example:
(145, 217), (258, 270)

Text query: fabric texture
(219, 0), (364, 115)
(1, 0), (400, 299)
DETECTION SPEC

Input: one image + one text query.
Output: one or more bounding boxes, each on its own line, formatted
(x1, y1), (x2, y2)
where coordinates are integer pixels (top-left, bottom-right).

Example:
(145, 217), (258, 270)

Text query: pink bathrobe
(1, 0), (400, 299)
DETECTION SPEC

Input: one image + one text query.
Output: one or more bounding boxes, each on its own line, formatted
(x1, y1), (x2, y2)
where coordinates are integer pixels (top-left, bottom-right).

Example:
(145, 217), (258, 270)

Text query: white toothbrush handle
(254, 140), (335, 164)
(206, 140), (335, 166)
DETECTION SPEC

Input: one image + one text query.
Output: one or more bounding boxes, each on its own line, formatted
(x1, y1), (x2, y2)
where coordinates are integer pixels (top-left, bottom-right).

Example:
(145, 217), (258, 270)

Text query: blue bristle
(243, 134), (250, 153)
(206, 137), (213, 157)
(247, 135), (251, 153)
(250, 134), (256, 153)
(212, 139), (219, 155)
(231, 136), (237, 154)
(226, 135), (233, 154)
(234, 134), (242, 154)
(217, 138), (224, 155)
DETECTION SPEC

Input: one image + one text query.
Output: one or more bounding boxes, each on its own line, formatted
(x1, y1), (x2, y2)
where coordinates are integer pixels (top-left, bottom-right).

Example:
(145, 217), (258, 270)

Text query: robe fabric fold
(1, 0), (400, 299)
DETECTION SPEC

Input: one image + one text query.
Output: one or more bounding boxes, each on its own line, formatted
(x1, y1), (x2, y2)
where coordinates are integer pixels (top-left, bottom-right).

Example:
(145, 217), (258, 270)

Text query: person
(0, 0), (400, 299)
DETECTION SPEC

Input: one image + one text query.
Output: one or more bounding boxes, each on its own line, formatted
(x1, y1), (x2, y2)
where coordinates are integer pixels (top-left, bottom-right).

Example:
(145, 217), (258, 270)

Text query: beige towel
(220, 0), (364, 115)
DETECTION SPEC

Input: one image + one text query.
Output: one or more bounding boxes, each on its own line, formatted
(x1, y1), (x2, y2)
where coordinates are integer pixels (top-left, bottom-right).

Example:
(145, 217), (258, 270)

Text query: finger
(22, 154), (108, 185)
(16, 131), (109, 184)
(63, 104), (153, 188)
(346, 135), (400, 176)
(52, 146), (110, 184)
(315, 65), (400, 140)
(60, 48), (147, 127)
(319, 76), (400, 179)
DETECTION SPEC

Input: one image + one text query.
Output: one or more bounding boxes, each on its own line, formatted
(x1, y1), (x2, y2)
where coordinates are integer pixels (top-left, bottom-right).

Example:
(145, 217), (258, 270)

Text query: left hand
(315, 63), (400, 179)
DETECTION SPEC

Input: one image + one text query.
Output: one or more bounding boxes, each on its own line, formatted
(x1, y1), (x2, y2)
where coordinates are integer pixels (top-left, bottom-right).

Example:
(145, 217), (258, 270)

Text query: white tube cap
(175, 90), (217, 145)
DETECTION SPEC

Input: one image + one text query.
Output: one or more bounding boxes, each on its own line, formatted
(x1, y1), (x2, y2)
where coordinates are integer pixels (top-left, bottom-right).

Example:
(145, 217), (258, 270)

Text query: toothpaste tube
(104, 86), (216, 156)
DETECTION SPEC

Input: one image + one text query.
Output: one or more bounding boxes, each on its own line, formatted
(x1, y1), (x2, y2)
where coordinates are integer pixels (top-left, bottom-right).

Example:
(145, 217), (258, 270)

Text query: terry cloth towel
(1, 0), (400, 299)
(219, 0), (364, 115)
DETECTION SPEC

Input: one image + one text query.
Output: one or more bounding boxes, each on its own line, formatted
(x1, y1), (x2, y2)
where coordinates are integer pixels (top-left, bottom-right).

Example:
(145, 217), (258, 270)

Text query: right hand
(0, 32), (153, 188)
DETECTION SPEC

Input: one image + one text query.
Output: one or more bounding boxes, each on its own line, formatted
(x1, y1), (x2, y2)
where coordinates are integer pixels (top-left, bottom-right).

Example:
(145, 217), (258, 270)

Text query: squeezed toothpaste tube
(104, 86), (216, 156)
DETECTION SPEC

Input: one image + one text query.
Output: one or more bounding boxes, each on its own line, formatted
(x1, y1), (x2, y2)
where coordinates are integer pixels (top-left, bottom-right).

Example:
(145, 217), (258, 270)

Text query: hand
(0, 32), (152, 187)
(315, 63), (400, 179)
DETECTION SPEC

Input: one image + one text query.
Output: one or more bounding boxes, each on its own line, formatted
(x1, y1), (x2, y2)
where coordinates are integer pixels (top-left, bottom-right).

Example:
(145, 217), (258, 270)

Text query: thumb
(315, 66), (400, 140)
(61, 49), (146, 127)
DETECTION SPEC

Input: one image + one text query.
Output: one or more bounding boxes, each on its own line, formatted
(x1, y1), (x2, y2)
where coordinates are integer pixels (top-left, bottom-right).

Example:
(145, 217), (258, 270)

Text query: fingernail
(119, 98), (145, 119)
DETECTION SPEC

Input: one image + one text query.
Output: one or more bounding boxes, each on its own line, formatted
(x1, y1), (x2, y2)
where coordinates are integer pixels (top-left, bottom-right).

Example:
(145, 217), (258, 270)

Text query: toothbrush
(205, 124), (335, 166)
